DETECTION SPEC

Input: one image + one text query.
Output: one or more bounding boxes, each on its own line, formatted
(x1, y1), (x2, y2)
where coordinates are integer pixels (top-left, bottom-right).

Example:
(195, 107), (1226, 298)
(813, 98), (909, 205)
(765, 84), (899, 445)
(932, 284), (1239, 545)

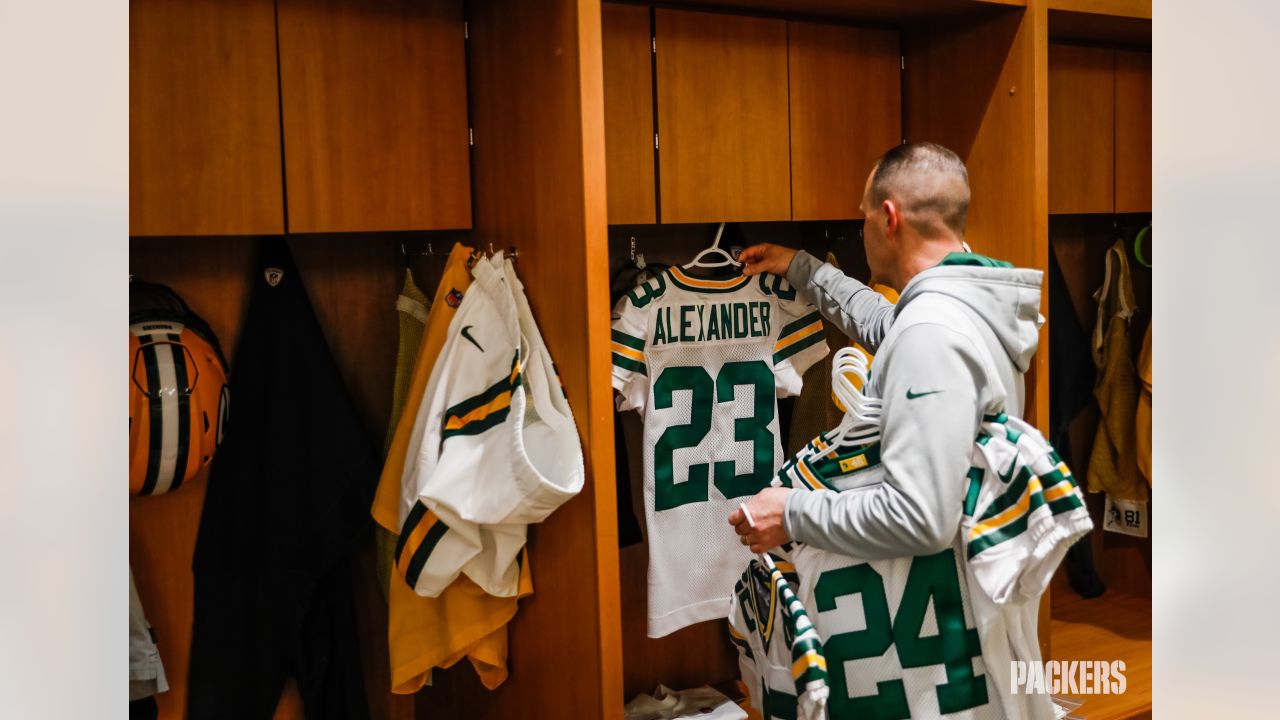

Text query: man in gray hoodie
(729, 142), (1045, 561)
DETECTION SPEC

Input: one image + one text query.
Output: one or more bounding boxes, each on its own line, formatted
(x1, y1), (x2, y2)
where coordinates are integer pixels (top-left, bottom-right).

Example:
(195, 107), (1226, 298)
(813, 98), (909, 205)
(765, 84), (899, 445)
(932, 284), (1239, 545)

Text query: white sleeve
(768, 274), (829, 397)
(397, 256), (523, 596)
(610, 279), (654, 413)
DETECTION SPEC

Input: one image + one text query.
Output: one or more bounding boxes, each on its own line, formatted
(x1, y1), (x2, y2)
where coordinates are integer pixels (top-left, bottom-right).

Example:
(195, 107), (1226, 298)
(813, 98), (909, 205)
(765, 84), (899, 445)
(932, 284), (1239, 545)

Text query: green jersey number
(814, 549), (989, 719)
(653, 360), (775, 511)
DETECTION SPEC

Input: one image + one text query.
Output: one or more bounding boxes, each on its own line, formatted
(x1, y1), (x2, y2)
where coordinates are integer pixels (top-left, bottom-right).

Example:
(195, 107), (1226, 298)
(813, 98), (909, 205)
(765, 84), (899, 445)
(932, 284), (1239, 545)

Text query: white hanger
(812, 348), (883, 461)
(683, 222), (742, 269)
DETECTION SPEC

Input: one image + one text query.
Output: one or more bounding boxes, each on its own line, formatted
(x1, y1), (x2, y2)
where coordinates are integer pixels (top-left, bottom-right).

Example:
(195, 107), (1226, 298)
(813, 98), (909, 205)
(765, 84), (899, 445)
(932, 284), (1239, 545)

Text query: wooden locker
(1049, 43), (1115, 214)
(129, 0), (284, 236)
(655, 8), (791, 223)
(277, 0), (471, 233)
(1114, 50), (1151, 212)
(603, 2), (657, 224)
(788, 21), (902, 221)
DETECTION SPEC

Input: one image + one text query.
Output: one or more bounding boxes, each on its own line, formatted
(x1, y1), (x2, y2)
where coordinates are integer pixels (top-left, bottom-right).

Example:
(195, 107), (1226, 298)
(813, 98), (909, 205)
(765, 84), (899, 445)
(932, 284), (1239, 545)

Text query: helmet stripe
(140, 338), (164, 495)
(150, 335), (182, 494)
(167, 334), (191, 493)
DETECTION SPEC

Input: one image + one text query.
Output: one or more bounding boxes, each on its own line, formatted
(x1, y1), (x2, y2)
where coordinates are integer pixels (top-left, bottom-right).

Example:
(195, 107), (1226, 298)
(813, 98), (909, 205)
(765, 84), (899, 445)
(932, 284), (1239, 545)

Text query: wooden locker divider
(788, 21), (902, 221)
(903, 0), (1051, 655)
(655, 8), (792, 223)
(277, 0), (472, 233)
(603, 2), (658, 224)
(413, 0), (623, 717)
(129, 0), (284, 236)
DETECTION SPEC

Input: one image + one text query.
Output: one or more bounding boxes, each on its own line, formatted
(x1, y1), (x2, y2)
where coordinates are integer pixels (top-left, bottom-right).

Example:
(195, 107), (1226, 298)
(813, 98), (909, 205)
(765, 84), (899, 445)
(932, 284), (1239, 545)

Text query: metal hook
(508, 246), (519, 263)
(629, 236), (637, 262)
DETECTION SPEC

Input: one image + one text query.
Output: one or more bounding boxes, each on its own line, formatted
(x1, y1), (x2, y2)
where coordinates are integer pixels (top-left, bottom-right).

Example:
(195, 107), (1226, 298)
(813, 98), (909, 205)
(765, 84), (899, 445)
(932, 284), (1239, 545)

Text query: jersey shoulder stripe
(611, 329), (647, 375)
(441, 353), (522, 439)
(773, 311), (824, 363)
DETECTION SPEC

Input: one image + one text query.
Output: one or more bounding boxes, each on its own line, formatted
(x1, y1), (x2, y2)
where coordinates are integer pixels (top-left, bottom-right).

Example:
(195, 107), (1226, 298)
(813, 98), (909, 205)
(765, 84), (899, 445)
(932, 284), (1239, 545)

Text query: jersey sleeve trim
(395, 501), (451, 588)
(441, 353), (522, 439)
(773, 312), (824, 363)
(965, 463), (1085, 559)
(611, 329), (648, 375)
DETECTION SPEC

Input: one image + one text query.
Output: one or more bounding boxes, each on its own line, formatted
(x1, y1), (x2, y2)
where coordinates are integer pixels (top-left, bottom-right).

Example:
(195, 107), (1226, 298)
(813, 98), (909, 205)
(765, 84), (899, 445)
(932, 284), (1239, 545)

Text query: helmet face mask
(129, 282), (229, 496)
(132, 338), (199, 399)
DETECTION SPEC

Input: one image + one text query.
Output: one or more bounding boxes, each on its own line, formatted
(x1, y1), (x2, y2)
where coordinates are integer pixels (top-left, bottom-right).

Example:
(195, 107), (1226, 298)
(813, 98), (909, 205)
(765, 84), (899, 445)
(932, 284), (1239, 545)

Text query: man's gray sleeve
(785, 250), (896, 353)
(782, 322), (986, 559)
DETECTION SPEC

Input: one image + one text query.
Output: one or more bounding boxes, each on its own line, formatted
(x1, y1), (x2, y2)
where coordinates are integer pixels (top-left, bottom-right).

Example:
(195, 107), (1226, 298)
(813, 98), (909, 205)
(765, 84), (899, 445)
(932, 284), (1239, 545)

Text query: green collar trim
(938, 252), (1013, 269)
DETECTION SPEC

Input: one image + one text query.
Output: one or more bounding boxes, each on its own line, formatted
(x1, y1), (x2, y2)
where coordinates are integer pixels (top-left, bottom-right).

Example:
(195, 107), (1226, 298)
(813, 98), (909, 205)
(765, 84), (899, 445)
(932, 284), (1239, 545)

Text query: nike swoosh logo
(461, 325), (483, 352)
(906, 388), (944, 400)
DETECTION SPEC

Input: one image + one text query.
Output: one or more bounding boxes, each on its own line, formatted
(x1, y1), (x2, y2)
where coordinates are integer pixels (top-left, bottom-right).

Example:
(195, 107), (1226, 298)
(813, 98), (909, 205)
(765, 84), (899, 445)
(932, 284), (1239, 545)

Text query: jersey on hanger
(372, 246), (533, 694)
(398, 252), (584, 598)
(728, 553), (829, 720)
(611, 267), (828, 637)
(780, 421), (1091, 720)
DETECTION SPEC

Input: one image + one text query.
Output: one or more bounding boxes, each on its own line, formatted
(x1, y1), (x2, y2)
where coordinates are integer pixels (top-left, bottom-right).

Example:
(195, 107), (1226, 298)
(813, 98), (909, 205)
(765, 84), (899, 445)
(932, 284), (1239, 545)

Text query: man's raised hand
(738, 243), (798, 277)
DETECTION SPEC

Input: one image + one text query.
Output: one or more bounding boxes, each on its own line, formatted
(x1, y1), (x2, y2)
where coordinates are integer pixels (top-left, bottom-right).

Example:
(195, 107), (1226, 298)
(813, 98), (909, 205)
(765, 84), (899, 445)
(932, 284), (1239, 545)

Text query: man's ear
(882, 199), (900, 237)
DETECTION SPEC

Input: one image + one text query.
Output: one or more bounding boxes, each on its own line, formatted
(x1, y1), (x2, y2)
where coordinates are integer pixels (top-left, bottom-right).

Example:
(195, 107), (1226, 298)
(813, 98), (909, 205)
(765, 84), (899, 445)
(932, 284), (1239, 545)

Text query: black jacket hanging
(189, 237), (376, 720)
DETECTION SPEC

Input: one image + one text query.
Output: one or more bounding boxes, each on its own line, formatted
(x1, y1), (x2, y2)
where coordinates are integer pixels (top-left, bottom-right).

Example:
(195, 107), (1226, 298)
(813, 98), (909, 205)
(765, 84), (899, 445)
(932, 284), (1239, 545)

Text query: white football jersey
(611, 267), (828, 637)
(782, 422), (1091, 719)
(728, 553), (830, 720)
(397, 253), (584, 598)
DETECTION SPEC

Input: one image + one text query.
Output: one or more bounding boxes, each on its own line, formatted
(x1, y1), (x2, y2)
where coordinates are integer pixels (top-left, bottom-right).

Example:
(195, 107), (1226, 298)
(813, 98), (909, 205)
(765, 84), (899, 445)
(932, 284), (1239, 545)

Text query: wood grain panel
(789, 22), (902, 220)
(1049, 43), (1114, 214)
(129, 235), (412, 720)
(414, 0), (621, 717)
(277, 0), (471, 233)
(904, 4), (1048, 652)
(603, 2), (657, 224)
(656, 0), (1024, 23)
(1114, 50), (1151, 212)
(656, 9), (791, 223)
(129, 0), (283, 236)
(1048, 8), (1151, 46)
(1046, 0), (1150, 18)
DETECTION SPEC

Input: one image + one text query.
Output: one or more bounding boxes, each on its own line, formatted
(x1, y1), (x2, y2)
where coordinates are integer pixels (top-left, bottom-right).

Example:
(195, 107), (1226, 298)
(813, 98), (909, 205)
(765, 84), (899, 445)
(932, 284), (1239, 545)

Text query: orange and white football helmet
(129, 280), (229, 495)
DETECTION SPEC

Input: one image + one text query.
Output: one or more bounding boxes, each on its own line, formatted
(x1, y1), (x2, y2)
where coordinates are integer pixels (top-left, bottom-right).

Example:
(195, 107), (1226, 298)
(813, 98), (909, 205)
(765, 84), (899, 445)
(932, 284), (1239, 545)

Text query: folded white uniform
(728, 552), (829, 720)
(779, 414), (1091, 719)
(398, 252), (584, 597)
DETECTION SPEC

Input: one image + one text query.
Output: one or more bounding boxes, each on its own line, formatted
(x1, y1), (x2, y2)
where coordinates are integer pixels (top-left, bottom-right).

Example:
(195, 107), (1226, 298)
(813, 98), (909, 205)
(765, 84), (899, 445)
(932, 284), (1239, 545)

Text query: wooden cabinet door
(788, 22), (901, 221)
(603, 3), (657, 225)
(277, 0), (471, 233)
(655, 9), (790, 223)
(1049, 44), (1114, 214)
(130, 0), (284, 236)
(1114, 50), (1151, 212)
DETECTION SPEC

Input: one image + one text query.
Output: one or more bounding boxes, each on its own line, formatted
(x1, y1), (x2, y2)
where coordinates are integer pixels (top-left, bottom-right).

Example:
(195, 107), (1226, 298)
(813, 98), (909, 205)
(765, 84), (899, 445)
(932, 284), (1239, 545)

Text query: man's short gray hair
(869, 142), (970, 237)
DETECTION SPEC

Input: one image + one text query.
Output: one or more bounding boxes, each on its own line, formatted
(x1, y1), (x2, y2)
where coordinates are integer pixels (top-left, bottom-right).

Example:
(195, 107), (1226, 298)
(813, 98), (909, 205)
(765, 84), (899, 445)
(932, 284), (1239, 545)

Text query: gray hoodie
(783, 249), (1044, 559)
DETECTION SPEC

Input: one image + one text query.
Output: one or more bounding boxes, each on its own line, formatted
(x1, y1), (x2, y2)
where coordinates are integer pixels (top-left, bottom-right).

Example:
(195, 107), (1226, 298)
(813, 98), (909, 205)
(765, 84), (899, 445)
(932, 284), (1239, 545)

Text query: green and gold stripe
(395, 501), (451, 588)
(610, 329), (647, 375)
(442, 353), (522, 439)
(773, 312), (824, 363)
